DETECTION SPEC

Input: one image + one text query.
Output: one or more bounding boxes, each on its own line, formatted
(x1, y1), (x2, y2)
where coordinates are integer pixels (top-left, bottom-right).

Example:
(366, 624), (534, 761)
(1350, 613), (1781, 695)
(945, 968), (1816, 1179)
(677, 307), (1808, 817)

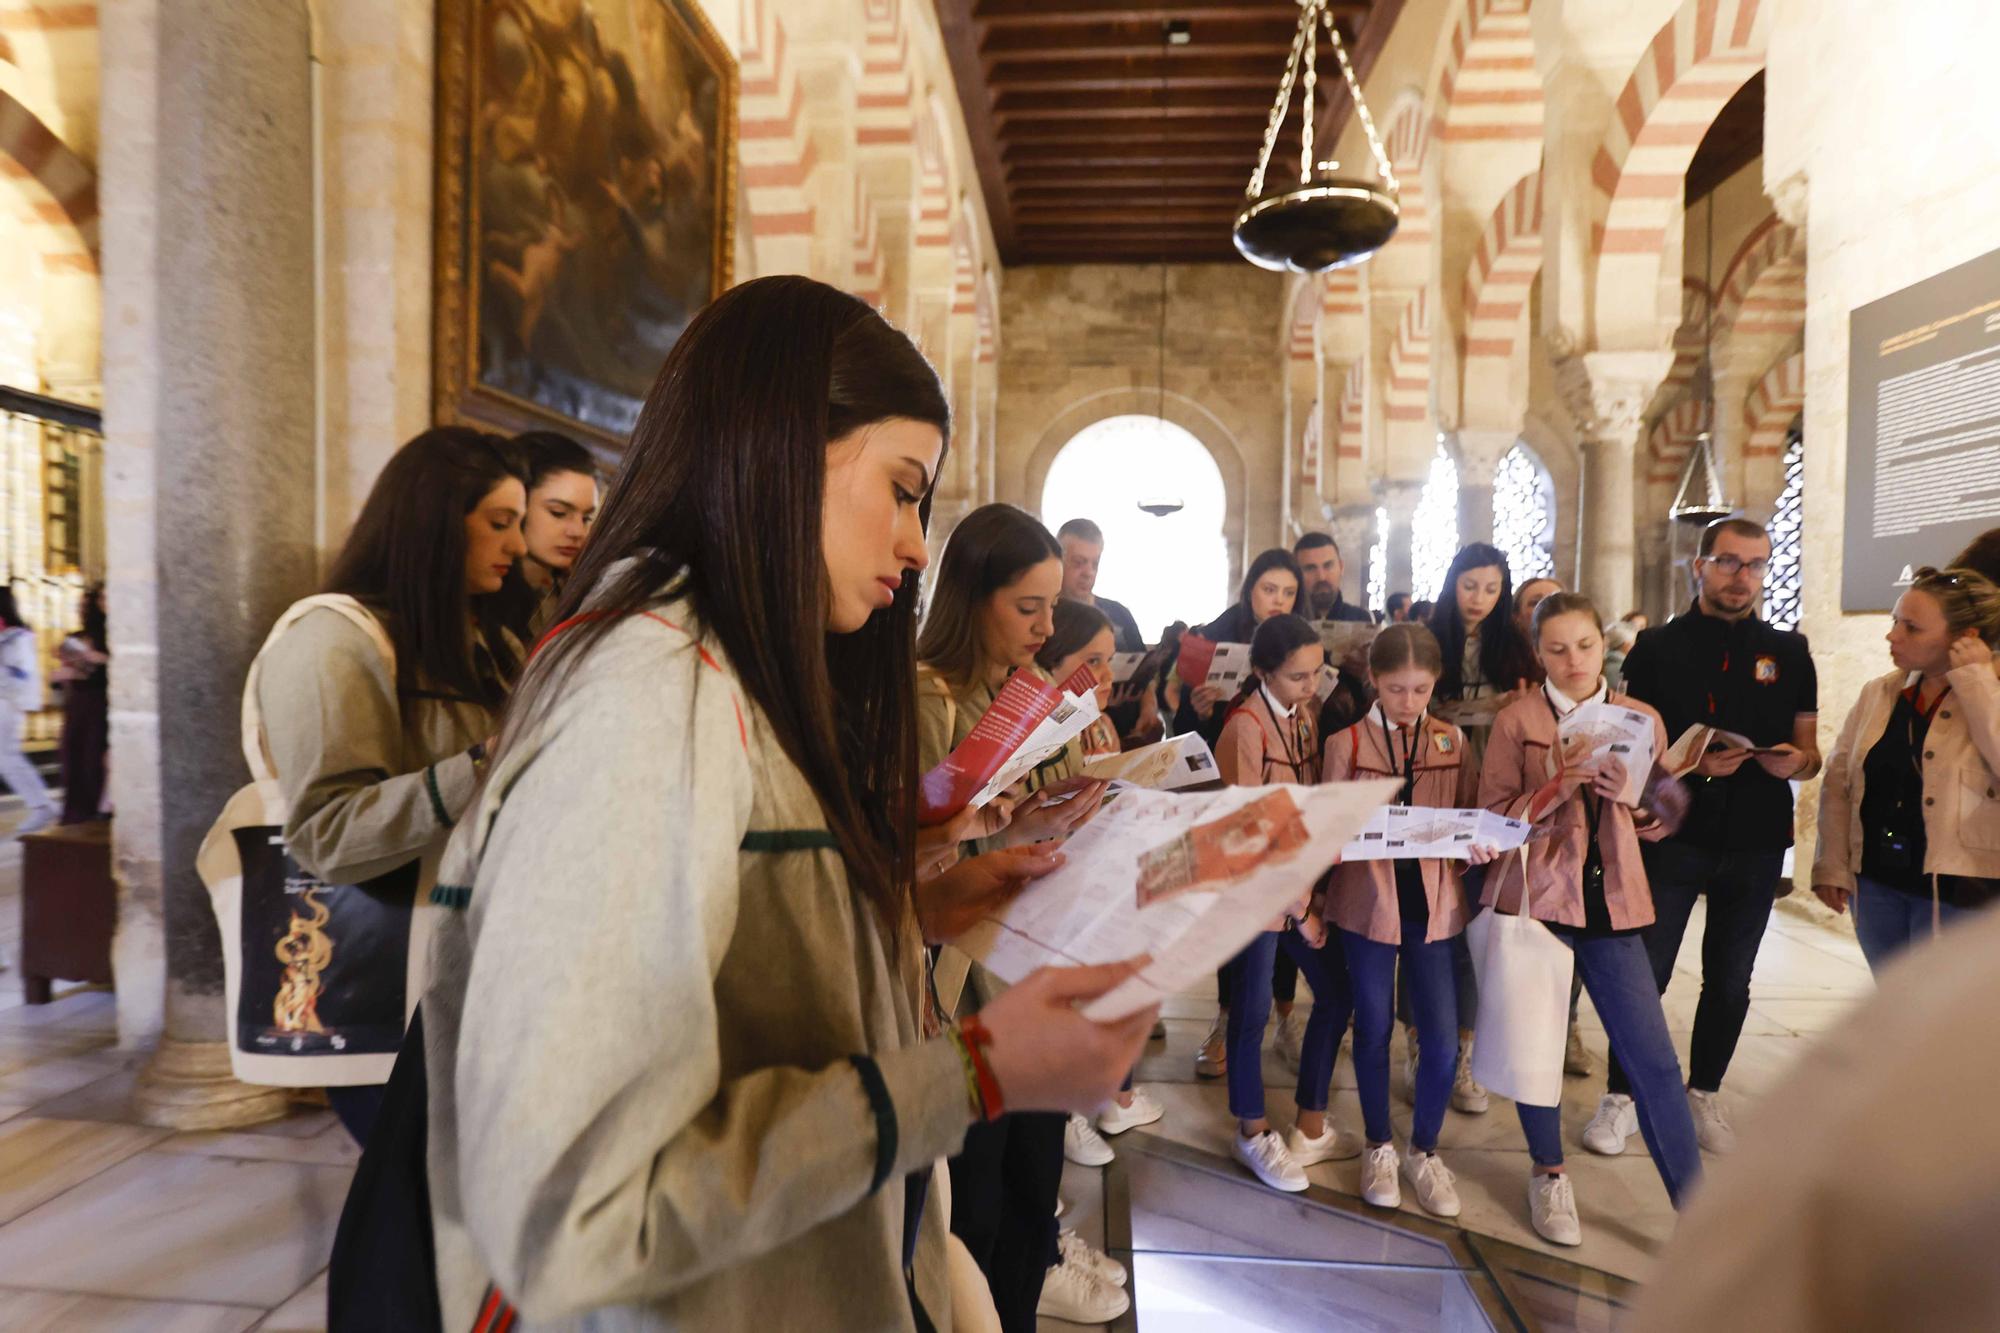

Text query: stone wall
(994, 264), (1289, 591)
(1764, 0), (2000, 883)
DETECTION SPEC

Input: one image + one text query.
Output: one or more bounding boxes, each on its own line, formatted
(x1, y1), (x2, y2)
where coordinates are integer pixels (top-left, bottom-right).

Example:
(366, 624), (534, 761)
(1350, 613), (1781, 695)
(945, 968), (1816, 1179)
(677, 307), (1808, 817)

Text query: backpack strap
(241, 595), (397, 807)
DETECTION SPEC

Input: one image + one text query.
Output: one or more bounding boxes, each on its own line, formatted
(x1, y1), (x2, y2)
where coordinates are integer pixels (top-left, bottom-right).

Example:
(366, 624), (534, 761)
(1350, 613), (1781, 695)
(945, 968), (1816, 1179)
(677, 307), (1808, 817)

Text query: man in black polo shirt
(1582, 518), (1820, 1159)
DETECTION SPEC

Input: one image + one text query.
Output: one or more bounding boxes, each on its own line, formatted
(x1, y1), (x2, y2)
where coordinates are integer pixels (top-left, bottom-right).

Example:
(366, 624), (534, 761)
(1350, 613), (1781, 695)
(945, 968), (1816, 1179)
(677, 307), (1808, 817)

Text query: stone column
(102, 0), (318, 1126)
(1455, 429), (1517, 548)
(1376, 479), (1424, 604)
(1329, 502), (1375, 609)
(1555, 349), (1672, 619)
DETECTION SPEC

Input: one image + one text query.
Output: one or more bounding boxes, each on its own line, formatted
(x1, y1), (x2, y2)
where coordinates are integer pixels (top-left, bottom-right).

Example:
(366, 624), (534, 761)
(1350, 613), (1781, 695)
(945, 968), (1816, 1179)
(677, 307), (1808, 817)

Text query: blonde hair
(1909, 566), (2000, 646)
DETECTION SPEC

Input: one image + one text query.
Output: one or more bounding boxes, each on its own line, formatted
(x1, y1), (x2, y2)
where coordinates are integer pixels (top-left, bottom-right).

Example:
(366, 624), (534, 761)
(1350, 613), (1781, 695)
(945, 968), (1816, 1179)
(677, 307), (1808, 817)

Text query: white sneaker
(1195, 1013), (1227, 1079)
(1064, 1112), (1115, 1167)
(1058, 1228), (1128, 1288)
(1402, 1149), (1462, 1219)
(1232, 1129), (1308, 1193)
(1359, 1142), (1401, 1207)
(1274, 1009), (1305, 1073)
(1581, 1093), (1638, 1156)
(1097, 1087), (1163, 1136)
(1036, 1255), (1130, 1323)
(1285, 1118), (1362, 1166)
(1451, 1037), (1490, 1114)
(1527, 1172), (1583, 1247)
(1688, 1087), (1737, 1155)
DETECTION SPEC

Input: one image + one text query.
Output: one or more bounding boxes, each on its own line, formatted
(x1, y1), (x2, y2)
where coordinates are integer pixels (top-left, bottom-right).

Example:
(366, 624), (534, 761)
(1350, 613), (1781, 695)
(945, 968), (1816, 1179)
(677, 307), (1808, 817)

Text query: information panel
(1844, 247), (2000, 611)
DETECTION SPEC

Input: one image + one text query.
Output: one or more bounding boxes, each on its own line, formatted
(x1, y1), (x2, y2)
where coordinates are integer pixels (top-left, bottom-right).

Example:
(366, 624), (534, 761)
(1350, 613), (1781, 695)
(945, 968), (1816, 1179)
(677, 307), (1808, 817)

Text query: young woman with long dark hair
(257, 426), (529, 1142)
(490, 430), (600, 644)
(916, 502), (1125, 1328)
(420, 278), (1152, 1332)
(1035, 599), (1121, 760)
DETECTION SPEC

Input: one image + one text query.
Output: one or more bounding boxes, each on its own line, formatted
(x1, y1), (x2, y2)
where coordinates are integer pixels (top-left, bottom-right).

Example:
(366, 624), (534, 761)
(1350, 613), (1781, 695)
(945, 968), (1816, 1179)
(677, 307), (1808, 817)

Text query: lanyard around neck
(1379, 712), (1421, 804)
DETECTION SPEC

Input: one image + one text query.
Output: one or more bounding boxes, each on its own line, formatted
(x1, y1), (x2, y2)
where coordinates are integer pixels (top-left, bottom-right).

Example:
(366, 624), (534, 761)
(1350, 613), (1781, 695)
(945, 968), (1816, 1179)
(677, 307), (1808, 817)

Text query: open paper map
(1314, 620), (1377, 665)
(1556, 701), (1657, 806)
(1661, 724), (1780, 778)
(952, 778), (1400, 1021)
(1339, 805), (1535, 860)
(1080, 732), (1218, 791)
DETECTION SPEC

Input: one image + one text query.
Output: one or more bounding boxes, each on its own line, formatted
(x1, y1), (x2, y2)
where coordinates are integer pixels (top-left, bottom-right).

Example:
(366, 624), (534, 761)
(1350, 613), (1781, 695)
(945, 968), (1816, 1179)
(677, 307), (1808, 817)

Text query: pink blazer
(1216, 689), (1321, 787)
(1476, 689), (1668, 931)
(1322, 712), (1480, 944)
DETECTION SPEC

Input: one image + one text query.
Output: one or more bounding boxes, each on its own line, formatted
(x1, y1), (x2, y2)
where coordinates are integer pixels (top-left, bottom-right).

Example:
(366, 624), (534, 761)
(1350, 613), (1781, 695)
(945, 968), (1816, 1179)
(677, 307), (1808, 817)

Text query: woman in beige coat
(1812, 565), (2000, 971)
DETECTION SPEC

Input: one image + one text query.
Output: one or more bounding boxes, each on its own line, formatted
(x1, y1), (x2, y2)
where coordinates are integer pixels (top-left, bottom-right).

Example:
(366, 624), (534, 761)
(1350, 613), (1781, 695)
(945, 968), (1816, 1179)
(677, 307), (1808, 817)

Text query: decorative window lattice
(1367, 505), (1388, 615)
(1766, 425), (1805, 631)
(1410, 442), (1460, 601)
(1493, 443), (1556, 584)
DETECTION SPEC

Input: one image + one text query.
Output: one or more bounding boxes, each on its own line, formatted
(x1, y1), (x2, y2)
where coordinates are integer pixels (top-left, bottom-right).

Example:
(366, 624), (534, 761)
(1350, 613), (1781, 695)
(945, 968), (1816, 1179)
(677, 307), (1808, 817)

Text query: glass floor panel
(1097, 1134), (1637, 1333)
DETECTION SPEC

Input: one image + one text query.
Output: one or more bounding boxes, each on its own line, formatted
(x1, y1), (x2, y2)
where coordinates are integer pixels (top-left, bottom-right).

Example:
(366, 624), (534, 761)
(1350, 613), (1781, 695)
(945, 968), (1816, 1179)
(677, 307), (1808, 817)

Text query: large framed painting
(434, 0), (737, 448)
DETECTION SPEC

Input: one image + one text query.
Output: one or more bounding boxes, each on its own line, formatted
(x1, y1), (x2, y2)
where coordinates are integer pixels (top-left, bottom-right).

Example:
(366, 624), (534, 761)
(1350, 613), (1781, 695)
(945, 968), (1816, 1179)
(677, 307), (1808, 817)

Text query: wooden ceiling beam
(986, 54), (1284, 93)
(994, 89), (1272, 121)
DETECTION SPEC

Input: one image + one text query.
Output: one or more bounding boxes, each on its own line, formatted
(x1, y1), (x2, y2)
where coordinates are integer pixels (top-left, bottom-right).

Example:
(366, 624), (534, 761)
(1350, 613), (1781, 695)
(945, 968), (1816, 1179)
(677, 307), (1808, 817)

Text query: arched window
(1493, 442), (1557, 584)
(1366, 504), (1388, 616)
(1410, 441), (1460, 600)
(1040, 414), (1229, 635)
(1766, 422), (1805, 631)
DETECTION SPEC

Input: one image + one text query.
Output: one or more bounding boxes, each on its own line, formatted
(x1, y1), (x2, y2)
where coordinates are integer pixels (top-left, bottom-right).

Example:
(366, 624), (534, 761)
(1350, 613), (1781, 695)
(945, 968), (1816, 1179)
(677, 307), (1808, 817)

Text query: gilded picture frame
(433, 0), (738, 449)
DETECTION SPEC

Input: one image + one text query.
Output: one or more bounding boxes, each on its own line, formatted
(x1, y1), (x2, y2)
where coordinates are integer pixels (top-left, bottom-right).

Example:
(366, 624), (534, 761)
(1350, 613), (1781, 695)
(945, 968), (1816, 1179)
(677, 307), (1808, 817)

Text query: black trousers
(948, 1111), (1064, 1332)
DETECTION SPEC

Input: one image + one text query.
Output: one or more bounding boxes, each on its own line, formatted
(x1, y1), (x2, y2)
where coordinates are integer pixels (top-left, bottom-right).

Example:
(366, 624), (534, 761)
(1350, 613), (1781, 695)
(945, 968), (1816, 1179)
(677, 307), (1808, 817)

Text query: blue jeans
(1607, 841), (1785, 1097)
(1226, 928), (1352, 1122)
(1516, 933), (1702, 1209)
(1398, 864), (1482, 1032)
(1852, 875), (1974, 974)
(1342, 927), (1457, 1151)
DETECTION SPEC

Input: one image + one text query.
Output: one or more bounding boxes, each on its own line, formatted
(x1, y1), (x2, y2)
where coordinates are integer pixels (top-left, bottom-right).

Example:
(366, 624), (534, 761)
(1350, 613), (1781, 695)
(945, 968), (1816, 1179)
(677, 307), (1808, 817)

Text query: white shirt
(1260, 682), (1297, 722)
(1542, 676), (1608, 717)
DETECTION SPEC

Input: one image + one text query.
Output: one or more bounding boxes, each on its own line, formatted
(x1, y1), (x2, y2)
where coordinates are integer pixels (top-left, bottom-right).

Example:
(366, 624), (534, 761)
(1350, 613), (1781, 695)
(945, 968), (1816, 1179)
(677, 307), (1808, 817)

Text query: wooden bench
(20, 820), (115, 1003)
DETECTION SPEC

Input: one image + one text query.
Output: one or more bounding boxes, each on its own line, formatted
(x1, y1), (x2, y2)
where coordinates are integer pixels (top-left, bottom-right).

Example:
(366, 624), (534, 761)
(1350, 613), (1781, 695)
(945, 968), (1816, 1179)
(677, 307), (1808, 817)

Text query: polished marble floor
(0, 810), (1873, 1332)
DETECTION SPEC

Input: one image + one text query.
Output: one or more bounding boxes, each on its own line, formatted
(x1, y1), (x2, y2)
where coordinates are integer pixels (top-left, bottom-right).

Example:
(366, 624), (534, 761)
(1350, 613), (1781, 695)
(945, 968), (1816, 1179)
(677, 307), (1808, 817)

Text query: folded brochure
(1339, 805), (1535, 860)
(1079, 732), (1218, 791)
(1555, 701), (1657, 806)
(953, 778), (1400, 1021)
(1175, 634), (1254, 692)
(1661, 724), (1783, 778)
(918, 665), (1104, 825)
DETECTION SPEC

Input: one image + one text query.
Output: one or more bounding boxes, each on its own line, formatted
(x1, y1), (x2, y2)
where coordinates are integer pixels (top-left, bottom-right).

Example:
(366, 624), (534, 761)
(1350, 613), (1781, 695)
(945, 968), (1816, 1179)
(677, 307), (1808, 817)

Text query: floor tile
(154, 1123), (359, 1169)
(0, 1150), (354, 1306)
(0, 1117), (169, 1226)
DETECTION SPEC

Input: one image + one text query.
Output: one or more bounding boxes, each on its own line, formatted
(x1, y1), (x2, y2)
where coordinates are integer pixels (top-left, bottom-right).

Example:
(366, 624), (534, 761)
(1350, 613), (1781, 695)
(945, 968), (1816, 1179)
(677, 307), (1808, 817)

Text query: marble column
(1556, 350), (1672, 620)
(1377, 479), (1424, 605)
(1455, 429), (1517, 549)
(1329, 502), (1375, 609)
(102, 0), (318, 1126)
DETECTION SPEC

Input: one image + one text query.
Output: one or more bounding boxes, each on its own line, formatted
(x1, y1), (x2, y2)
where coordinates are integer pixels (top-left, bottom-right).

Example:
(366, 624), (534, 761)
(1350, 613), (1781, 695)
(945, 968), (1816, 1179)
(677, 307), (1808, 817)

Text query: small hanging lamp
(1233, 0), (1399, 274)
(1669, 191), (1735, 524)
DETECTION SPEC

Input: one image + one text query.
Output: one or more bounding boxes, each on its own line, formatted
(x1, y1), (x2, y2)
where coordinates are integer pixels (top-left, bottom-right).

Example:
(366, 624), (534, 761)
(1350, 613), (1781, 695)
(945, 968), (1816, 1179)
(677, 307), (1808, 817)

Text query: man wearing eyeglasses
(1580, 517), (1821, 1162)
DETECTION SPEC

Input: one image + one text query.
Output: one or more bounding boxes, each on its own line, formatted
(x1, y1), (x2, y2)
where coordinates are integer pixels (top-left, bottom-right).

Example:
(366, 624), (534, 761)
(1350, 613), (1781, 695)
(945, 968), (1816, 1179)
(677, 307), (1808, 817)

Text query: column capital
(1373, 476), (1425, 520)
(1551, 346), (1674, 442)
(1454, 428), (1519, 483)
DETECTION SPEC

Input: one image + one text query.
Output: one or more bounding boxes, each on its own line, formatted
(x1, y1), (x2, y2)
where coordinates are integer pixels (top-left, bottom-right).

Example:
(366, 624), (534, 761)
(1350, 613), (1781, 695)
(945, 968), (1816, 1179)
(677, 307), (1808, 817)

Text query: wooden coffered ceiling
(936, 0), (1406, 265)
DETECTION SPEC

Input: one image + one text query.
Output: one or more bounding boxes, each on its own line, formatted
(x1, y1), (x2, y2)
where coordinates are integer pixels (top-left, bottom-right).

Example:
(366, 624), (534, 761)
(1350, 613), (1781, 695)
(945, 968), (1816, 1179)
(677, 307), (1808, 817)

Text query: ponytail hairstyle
(1035, 598), (1113, 675)
(1367, 621), (1444, 679)
(1236, 612), (1322, 706)
(1909, 566), (2000, 646)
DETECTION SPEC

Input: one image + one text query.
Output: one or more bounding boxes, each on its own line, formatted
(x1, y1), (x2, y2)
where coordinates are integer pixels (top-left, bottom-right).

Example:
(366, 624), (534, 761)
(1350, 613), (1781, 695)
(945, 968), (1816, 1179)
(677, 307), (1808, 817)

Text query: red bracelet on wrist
(958, 1014), (1006, 1121)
